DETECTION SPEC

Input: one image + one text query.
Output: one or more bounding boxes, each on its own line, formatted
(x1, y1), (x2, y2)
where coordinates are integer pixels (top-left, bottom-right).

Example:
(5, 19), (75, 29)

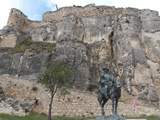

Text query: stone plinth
(96, 115), (126, 120)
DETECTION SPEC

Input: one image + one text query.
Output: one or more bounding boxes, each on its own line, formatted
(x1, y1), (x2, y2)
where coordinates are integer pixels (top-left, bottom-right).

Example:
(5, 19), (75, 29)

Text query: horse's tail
(117, 87), (121, 98)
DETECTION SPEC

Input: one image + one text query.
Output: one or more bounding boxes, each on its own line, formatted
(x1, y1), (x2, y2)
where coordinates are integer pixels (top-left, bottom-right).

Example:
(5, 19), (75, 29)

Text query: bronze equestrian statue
(97, 67), (121, 116)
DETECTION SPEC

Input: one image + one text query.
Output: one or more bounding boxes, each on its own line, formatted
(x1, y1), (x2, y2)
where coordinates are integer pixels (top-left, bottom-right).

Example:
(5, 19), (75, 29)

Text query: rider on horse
(98, 67), (121, 115)
(99, 67), (116, 98)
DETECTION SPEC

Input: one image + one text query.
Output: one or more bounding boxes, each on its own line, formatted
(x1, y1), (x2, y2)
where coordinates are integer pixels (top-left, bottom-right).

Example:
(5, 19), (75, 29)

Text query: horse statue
(97, 68), (121, 115)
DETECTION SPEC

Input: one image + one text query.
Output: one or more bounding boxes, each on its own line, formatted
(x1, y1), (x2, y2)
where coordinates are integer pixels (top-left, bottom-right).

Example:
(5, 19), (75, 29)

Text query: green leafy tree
(39, 62), (73, 120)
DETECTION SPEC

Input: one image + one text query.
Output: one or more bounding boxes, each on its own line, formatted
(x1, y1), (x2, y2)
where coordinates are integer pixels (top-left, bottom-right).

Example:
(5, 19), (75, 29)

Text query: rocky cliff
(0, 4), (160, 116)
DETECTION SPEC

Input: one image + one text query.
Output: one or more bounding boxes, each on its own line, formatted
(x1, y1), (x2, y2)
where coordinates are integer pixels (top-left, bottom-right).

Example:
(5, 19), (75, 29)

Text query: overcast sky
(0, 0), (160, 29)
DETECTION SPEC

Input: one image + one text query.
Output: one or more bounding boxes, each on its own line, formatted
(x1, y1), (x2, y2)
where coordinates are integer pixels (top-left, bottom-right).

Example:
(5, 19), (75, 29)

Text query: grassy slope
(0, 113), (89, 120)
(146, 115), (160, 120)
(0, 113), (160, 120)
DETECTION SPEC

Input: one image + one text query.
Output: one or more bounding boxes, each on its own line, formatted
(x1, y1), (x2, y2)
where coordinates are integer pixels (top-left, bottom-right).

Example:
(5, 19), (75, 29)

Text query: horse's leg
(97, 92), (105, 116)
(112, 98), (117, 115)
(115, 87), (121, 114)
(101, 103), (105, 116)
(101, 97), (108, 116)
(112, 97), (114, 114)
(115, 98), (119, 115)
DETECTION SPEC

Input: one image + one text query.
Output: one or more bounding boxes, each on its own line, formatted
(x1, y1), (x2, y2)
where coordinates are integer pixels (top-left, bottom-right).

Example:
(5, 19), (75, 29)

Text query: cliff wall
(0, 5), (160, 116)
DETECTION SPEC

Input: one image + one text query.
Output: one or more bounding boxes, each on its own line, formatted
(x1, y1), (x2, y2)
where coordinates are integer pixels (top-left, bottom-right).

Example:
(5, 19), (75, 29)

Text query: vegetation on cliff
(14, 38), (56, 53)
(0, 38), (56, 54)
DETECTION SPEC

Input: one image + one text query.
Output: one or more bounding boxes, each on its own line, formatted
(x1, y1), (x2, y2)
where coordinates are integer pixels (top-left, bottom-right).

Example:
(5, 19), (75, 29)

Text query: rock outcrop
(0, 5), (160, 111)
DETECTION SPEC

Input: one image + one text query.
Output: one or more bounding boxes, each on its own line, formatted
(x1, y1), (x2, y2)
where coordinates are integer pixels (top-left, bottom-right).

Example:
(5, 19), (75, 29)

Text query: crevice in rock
(108, 30), (119, 76)
(108, 31), (114, 60)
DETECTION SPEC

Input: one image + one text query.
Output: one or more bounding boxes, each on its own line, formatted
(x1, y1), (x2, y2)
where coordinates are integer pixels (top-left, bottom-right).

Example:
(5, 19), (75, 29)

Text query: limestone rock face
(0, 91), (34, 115)
(7, 8), (28, 30)
(0, 26), (17, 48)
(53, 41), (91, 89)
(138, 84), (159, 106)
(140, 9), (160, 33)
(30, 23), (57, 42)
(0, 51), (50, 80)
(0, 5), (160, 106)
(7, 8), (40, 32)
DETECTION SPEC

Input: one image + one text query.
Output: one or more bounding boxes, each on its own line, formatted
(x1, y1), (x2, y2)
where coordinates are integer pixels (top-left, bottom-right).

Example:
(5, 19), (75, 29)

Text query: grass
(0, 113), (90, 120)
(0, 113), (160, 120)
(0, 113), (47, 120)
(126, 115), (160, 120)
(146, 115), (160, 120)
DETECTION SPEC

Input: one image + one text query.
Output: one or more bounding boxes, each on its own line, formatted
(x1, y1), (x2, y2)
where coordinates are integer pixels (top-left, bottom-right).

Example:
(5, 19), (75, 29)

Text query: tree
(39, 62), (73, 120)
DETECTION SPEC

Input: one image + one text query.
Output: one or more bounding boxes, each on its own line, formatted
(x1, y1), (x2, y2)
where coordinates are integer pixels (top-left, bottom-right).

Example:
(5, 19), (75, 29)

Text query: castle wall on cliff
(0, 4), (160, 116)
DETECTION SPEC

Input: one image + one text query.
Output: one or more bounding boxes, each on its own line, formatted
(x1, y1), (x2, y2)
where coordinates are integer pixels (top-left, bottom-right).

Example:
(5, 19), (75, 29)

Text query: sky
(0, 0), (160, 29)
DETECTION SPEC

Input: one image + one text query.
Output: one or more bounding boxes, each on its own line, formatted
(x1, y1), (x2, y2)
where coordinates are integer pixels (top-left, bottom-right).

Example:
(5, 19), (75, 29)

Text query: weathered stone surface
(134, 64), (151, 85)
(140, 9), (160, 33)
(30, 23), (57, 42)
(51, 41), (90, 88)
(7, 8), (40, 32)
(43, 5), (116, 22)
(7, 8), (29, 30)
(147, 60), (160, 83)
(0, 51), (50, 80)
(0, 97), (34, 115)
(20, 100), (34, 113)
(142, 31), (160, 63)
(0, 52), (12, 74)
(0, 34), (17, 48)
(0, 84), (34, 115)
(148, 86), (159, 103)
(0, 26), (17, 48)
(138, 84), (159, 106)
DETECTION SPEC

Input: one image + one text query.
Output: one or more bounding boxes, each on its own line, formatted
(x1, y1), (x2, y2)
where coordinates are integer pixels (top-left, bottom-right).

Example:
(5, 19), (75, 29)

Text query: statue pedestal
(96, 115), (126, 120)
